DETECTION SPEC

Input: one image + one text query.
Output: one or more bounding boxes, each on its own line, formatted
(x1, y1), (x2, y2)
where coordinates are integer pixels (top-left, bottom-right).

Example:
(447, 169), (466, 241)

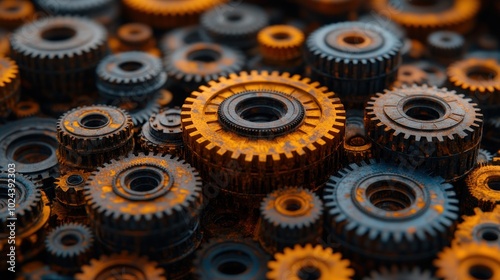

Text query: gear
(45, 223), (94, 275)
(0, 118), (59, 182)
(465, 165), (500, 212)
(267, 244), (354, 280)
(365, 84), (483, 181)
(427, 31), (465, 64)
(0, 0), (34, 30)
(364, 266), (436, 280)
(139, 107), (184, 157)
(0, 56), (20, 118)
(10, 16), (108, 101)
(13, 100), (40, 119)
(165, 42), (245, 92)
(56, 105), (135, 170)
(257, 25), (304, 62)
(258, 187), (323, 254)
(434, 243), (500, 280)
(122, 0), (224, 29)
(323, 160), (459, 265)
(55, 170), (88, 207)
(393, 64), (428, 88)
(343, 110), (372, 165)
(200, 3), (269, 50)
(76, 252), (166, 280)
(411, 60), (447, 87)
(109, 23), (161, 57)
(305, 21), (402, 107)
(194, 239), (269, 280)
(159, 25), (204, 54)
(371, 0), (480, 40)
(84, 153), (203, 261)
(478, 149), (494, 165)
(182, 71), (346, 195)
(453, 206), (500, 247)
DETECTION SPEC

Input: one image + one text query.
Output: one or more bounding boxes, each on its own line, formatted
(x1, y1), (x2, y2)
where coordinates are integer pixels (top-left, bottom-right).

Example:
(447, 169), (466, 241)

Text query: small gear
(323, 160), (459, 265)
(159, 25), (204, 54)
(194, 239), (270, 280)
(465, 164), (500, 212)
(182, 71), (345, 195)
(10, 16), (108, 101)
(478, 149), (494, 165)
(434, 243), (500, 280)
(364, 266), (436, 280)
(139, 107), (184, 157)
(164, 42), (245, 92)
(76, 252), (166, 280)
(427, 31), (465, 64)
(45, 223), (94, 275)
(305, 21), (402, 107)
(393, 64), (428, 88)
(343, 110), (372, 165)
(0, 0), (34, 30)
(109, 23), (161, 57)
(12, 100), (40, 119)
(371, 0), (480, 40)
(258, 187), (323, 254)
(54, 170), (88, 207)
(84, 153), (203, 261)
(267, 244), (354, 280)
(0, 56), (20, 118)
(122, 0), (224, 29)
(0, 118), (59, 182)
(365, 84), (483, 181)
(56, 105), (135, 170)
(411, 60), (447, 87)
(200, 3), (269, 50)
(453, 206), (500, 247)
(257, 25), (305, 62)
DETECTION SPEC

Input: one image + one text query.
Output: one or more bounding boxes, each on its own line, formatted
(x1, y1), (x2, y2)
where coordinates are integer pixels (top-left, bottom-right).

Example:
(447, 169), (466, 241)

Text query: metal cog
(267, 244), (354, 280)
(477, 149), (494, 165)
(453, 206), (500, 247)
(54, 170), (89, 207)
(257, 25), (305, 62)
(427, 31), (465, 63)
(364, 266), (436, 280)
(343, 110), (372, 165)
(465, 164), (500, 212)
(12, 100), (40, 119)
(0, 0), (34, 30)
(139, 107), (184, 157)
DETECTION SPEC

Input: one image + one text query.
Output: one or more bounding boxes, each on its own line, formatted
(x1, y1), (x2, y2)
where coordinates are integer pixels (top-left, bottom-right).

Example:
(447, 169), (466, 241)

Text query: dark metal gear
(182, 71), (346, 195)
(464, 165), (500, 212)
(393, 64), (429, 88)
(323, 160), (459, 266)
(45, 223), (94, 275)
(258, 187), (323, 254)
(365, 84), (483, 181)
(364, 266), (436, 280)
(267, 244), (354, 280)
(343, 110), (372, 165)
(54, 170), (88, 208)
(109, 23), (161, 57)
(200, 3), (269, 50)
(56, 105), (135, 170)
(0, 118), (59, 182)
(0, 56), (20, 118)
(427, 31), (465, 64)
(84, 153), (203, 264)
(477, 149), (494, 165)
(75, 252), (166, 280)
(194, 239), (270, 280)
(159, 25), (204, 55)
(453, 206), (500, 248)
(10, 16), (108, 102)
(164, 42), (245, 92)
(305, 21), (402, 107)
(139, 107), (184, 157)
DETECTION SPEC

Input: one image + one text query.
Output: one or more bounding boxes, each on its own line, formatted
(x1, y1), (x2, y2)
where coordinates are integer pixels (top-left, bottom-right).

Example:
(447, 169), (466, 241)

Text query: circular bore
(113, 165), (173, 201)
(325, 28), (384, 54)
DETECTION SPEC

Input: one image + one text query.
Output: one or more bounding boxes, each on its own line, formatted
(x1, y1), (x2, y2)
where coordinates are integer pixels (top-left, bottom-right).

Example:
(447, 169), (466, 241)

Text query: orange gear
(267, 244), (354, 280)
(108, 23), (161, 57)
(435, 243), (500, 280)
(465, 165), (500, 212)
(453, 206), (500, 247)
(0, 0), (34, 30)
(122, 0), (225, 29)
(13, 100), (40, 118)
(371, 0), (480, 40)
(0, 56), (20, 117)
(258, 25), (305, 62)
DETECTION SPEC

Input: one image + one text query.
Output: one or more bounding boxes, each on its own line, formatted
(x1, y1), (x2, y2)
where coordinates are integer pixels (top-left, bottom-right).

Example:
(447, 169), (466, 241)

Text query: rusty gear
(139, 107), (184, 157)
(434, 243), (500, 280)
(366, 84), (483, 181)
(54, 170), (88, 208)
(13, 100), (40, 119)
(453, 206), (500, 247)
(393, 64), (428, 88)
(323, 160), (459, 265)
(56, 105), (135, 170)
(0, 118), (59, 182)
(84, 153), (203, 262)
(76, 252), (166, 280)
(258, 187), (322, 254)
(364, 266), (436, 280)
(0, 0), (34, 30)
(267, 244), (354, 280)
(194, 239), (269, 280)
(257, 25), (304, 62)
(164, 42), (245, 92)
(0, 56), (20, 118)
(159, 25), (204, 54)
(305, 21), (402, 106)
(109, 23), (161, 57)
(477, 149), (494, 165)
(343, 110), (372, 165)
(10, 16), (108, 101)
(427, 31), (465, 64)
(465, 165), (500, 212)
(182, 71), (346, 195)
(45, 223), (94, 275)
(122, 0), (224, 29)
(371, 0), (480, 40)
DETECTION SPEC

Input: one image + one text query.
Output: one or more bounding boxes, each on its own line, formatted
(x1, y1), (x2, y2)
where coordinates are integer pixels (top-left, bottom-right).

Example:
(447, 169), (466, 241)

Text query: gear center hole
(403, 98), (446, 121)
(366, 180), (416, 211)
(67, 174), (84, 186)
(188, 49), (221, 63)
(467, 66), (497, 81)
(42, 27), (76, 42)
(226, 12), (243, 22)
(297, 265), (321, 280)
(486, 176), (500, 191)
(4, 4), (20, 12)
(343, 35), (365, 45)
(236, 97), (287, 123)
(125, 170), (162, 193)
(118, 61), (144, 72)
(348, 136), (366, 146)
(213, 250), (251, 275)
(469, 265), (493, 280)
(61, 233), (79, 247)
(272, 32), (291, 41)
(79, 113), (110, 129)
(482, 230), (499, 241)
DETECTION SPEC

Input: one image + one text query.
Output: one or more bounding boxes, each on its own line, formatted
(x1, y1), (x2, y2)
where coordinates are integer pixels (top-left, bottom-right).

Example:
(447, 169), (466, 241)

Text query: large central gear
(181, 71), (346, 195)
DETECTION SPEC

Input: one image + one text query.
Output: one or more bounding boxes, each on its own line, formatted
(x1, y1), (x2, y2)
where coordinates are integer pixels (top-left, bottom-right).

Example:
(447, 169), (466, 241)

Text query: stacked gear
(108, 23), (161, 57)
(139, 107), (184, 157)
(305, 21), (402, 108)
(97, 51), (166, 128)
(0, 56), (20, 118)
(343, 110), (372, 165)
(84, 153), (203, 278)
(0, 0), (34, 31)
(10, 16), (108, 103)
(453, 206), (500, 247)
(56, 105), (135, 170)
(464, 165), (500, 212)
(365, 84), (483, 181)
(258, 187), (323, 254)
(52, 170), (89, 226)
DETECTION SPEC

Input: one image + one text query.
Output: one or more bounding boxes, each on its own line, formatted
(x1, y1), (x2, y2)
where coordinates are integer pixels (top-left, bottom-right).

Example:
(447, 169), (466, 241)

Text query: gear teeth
(465, 164), (500, 212)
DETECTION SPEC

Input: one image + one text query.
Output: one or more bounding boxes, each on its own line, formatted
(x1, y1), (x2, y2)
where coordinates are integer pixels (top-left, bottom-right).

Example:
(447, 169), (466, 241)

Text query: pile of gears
(1, 0), (500, 279)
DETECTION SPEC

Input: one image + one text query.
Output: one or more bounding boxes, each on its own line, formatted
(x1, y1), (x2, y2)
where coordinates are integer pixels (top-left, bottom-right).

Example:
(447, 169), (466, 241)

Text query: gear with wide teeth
(257, 25), (305, 62)
(0, 56), (20, 118)
(464, 164), (500, 212)
(477, 149), (494, 165)
(139, 107), (184, 157)
(181, 71), (345, 195)
(365, 84), (483, 181)
(453, 206), (500, 247)
(13, 100), (40, 119)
